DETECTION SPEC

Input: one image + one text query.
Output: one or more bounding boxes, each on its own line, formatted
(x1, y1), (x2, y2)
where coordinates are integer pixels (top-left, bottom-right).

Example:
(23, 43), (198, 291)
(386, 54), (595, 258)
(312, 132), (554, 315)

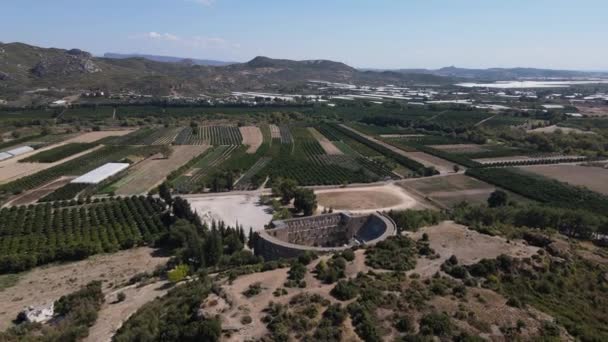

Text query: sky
(1, 0), (606, 70)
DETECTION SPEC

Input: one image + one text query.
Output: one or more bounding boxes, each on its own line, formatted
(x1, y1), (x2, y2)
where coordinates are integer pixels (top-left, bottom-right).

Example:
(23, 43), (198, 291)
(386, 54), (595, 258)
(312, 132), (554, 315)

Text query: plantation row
(174, 126), (242, 146)
(233, 157), (271, 190)
(100, 128), (157, 145)
(0, 196), (166, 273)
(466, 167), (608, 215)
(279, 125), (293, 144)
(332, 124), (437, 176)
(316, 124), (382, 157)
(39, 183), (89, 202)
(0, 145), (164, 195)
(480, 156), (592, 168)
(405, 143), (481, 168)
(20, 143), (97, 163)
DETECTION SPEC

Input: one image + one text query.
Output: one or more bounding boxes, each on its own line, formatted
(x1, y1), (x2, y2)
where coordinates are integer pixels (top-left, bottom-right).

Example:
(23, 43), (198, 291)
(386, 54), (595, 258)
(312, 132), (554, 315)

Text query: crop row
(466, 167), (608, 215)
(19, 143), (97, 163)
(171, 146), (238, 193)
(0, 196), (166, 273)
(38, 183), (90, 202)
(174, 126), (242, 146)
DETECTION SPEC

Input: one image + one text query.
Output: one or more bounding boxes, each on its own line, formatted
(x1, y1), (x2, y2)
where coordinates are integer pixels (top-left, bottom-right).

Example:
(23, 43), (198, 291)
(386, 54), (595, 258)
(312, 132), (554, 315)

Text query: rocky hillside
(0, 42), (452, 100)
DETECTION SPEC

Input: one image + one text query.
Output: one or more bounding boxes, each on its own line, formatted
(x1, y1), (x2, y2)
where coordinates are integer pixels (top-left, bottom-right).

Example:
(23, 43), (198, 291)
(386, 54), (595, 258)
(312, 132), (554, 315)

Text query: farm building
(71, 162), (130, 184)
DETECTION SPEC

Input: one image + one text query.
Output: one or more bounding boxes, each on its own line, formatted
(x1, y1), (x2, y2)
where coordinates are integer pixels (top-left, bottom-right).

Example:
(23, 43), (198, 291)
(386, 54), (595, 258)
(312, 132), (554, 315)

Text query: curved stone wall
(254, 212), (396, 261)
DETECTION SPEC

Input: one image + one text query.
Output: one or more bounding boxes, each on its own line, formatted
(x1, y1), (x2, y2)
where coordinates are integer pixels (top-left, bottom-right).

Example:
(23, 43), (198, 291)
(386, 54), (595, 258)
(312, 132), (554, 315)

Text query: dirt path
(64, 130), (135, 143)
(85, 280), (171, 342)
(308, 127), (343, 155)
(0, 247), (168, 331)
(339, 124), (456, 174)
(239, 126), (264, 154)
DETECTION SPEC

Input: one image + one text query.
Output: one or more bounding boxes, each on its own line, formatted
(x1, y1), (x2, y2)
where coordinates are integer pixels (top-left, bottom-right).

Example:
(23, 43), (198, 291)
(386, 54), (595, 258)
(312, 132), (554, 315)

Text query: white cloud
(188, 0), (216, 6)
(130, 32), (236, 50)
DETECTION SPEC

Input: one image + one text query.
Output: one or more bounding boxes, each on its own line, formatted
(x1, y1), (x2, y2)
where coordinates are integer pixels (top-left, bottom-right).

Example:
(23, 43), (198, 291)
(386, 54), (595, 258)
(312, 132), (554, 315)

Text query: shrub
(419, 312), (453, 337)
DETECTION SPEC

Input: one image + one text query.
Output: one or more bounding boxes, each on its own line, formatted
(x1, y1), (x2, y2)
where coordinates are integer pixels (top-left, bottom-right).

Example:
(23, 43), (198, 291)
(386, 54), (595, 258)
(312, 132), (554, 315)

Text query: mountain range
(103, 53), (235, 66)
(1, 42), (607, 102)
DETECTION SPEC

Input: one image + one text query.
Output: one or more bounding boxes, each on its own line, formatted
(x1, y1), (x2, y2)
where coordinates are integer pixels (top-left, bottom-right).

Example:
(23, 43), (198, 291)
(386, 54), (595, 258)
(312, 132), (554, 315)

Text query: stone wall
(254, 212), (396, 261)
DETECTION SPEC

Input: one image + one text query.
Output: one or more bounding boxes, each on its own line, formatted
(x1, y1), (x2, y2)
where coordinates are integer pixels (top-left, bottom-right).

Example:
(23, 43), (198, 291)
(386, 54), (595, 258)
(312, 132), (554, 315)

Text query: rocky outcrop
(31, 49), (101, 77)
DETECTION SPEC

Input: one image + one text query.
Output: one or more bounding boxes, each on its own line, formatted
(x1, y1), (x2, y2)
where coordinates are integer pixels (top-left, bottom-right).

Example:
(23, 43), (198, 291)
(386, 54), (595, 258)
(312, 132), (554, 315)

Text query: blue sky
(1, 0), (606, 70)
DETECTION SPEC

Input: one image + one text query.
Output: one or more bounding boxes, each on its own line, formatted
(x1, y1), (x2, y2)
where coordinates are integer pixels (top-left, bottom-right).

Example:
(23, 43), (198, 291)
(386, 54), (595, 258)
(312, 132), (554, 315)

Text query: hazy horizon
(1, 0), (607, 70)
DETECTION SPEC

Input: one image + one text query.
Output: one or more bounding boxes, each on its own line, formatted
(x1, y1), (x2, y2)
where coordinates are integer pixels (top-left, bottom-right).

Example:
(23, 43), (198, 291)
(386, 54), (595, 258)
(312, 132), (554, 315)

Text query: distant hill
(0, 42), (456, 100)
(103, 53), (235, 66)
(395, 66), (608, 80)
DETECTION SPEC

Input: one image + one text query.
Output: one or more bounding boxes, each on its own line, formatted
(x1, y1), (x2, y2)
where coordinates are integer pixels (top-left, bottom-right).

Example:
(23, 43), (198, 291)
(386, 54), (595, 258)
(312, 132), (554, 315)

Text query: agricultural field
(518, 164), (608, 195)
(0, 196), (166, 273)
(399, 174), (498, 208)
(315, 183), (423, 213)
(19, 143), (97, 163)
(0, 145), (165, 198)
(4, 177), (75, 206)
(39, 183), (90, 201)
(307, 127), (342, 155)
(174, 126), (242, 146)
(109, 145), (210, 195)
(64, 130), (134, 143)
(0, 145), (103, 186)
(171, 145), (238, 193)
(427, 110), (493, 127)
(258, 126), (399, 186)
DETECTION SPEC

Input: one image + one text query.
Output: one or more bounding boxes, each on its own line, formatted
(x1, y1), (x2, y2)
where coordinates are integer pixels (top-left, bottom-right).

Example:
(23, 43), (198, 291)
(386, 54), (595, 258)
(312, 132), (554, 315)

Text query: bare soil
(308, 127), (343, 155)
(239, 126), (264, 154)
(520, 164), (608, 195)
(187, 194), (273, 232)
(315, 183), (422, 213)
(114, 145), (209, 195)
(0, 247), (169, 331)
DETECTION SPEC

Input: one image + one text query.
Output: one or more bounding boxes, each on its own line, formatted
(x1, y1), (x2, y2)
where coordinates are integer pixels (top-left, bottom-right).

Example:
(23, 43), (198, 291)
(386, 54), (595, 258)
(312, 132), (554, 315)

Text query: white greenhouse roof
(6, 146), (34, 156)
(0, 152), (13, 161)
(71, 163), (130, 184)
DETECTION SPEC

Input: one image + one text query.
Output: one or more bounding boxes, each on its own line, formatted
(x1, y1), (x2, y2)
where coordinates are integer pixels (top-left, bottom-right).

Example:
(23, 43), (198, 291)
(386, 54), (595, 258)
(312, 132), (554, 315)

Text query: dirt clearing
(187, 194), (273, 232)
(519, 164), (608, 195)
(407, 221), (539, 277)
(316, 183), (422, 213)
(308, 127), (343, 155)
(0, 247), (169, 331)
(239, 126), (263, 153)
(114, 145), (209, 195)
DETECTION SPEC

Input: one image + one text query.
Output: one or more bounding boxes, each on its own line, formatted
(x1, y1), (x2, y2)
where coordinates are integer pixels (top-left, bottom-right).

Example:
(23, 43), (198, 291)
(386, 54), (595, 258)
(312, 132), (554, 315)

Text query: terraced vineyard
(19, 143), (97, 163)
(174, 126), (242, 145)
(0, 196), (166, 273)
